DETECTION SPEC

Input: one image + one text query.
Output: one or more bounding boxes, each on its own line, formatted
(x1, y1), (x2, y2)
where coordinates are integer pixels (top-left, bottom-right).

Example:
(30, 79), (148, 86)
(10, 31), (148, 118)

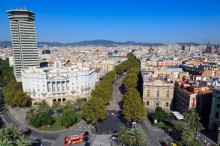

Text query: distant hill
(0, 40), (164, 48)
(66, 40), (164, 47)
(177, 42), (202, 46)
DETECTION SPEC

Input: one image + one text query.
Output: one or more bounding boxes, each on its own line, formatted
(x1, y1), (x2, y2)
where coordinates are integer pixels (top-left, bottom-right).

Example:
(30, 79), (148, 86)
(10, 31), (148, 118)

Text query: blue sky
(1, 0), (220, 43)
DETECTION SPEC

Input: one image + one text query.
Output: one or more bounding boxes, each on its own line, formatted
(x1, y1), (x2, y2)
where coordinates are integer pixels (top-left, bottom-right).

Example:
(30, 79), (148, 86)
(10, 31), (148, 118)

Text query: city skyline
(1, 0), (220, 44)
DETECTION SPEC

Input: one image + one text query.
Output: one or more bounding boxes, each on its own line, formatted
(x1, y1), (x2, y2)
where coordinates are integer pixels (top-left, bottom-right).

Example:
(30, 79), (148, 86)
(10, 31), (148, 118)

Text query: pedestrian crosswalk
(17, 123), (29, 134)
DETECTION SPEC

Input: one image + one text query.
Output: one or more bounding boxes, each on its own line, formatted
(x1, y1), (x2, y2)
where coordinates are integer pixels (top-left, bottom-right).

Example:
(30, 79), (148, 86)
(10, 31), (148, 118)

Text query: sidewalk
(8, 106), (28, 124)
(92, 135), (112, 146)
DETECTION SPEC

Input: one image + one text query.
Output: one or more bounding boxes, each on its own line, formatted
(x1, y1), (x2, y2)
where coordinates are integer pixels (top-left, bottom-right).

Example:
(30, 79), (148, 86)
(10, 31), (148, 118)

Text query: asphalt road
(140, 121), (170, 146)
(96, 75), (126, 134)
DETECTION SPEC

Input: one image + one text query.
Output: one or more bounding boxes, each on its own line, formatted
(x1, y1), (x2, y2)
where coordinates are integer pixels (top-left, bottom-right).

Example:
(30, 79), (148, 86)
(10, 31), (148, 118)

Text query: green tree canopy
(0, 139), (13, 146)
(52, 101), (62, 115)
(122, 73), (138, 89)
(16, 135), (31, 146)
(0, 124), (20, 146)
(4, 81), (29, 107)
(0, 59), (14, 84)
(122, 88), (146, 122)
(26, 108), (36, 121)
(82, 97), (108, 124)
(37, 100), (50, 113)
(152, 107), (168, 122)
(127, 67), (139, 75)
(60, 110), (78, 128)
(118, 126), (130, 146)
(118, 126), (146, 146)
(183, 109), (203, 142)
(29, 112), (55, 127)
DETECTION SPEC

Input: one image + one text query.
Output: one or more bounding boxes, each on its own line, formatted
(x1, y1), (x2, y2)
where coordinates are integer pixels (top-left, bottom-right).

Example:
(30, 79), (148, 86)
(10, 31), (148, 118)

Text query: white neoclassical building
(21, 62), (96, 105)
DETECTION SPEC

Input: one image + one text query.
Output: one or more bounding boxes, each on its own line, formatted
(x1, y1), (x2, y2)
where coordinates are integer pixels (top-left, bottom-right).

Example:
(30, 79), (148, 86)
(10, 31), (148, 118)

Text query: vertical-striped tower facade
(7, 9), (39, 82)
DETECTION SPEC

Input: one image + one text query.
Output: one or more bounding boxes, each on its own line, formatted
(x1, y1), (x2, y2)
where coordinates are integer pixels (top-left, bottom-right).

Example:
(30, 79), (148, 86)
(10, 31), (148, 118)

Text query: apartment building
(143, 78), (174, 111)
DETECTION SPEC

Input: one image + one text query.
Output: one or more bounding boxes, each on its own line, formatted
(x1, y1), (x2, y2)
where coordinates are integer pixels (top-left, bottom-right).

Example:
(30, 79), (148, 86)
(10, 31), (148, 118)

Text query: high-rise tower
(7, 9), (39, 82)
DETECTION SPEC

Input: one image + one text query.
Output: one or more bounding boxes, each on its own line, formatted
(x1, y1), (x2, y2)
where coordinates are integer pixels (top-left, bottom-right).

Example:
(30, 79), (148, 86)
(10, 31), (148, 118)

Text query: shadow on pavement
(23, 129), (32, 137)
(200, 129), (218, 143)
(31, 138), (43, 146)
(0, 116), (4, 128)
(95, 110), (126, 134)
(117, 101), (123, 110)
(119, 85), (125, 95)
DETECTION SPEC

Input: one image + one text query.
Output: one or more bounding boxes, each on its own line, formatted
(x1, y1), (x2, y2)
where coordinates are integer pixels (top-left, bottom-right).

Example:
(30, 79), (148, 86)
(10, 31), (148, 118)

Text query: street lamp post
(154, 119), (157, 127)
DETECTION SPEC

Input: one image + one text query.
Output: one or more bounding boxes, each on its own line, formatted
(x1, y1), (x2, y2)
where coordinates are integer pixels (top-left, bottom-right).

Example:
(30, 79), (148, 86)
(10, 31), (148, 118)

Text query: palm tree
(176, 123), (184, 133)
(37, 100), (50, 113)
(118, 126), (130, 146)
(183, 109), (203, 141)
(64, 100), (73, 110)
(5, 124), (17, 142)
(128, 128), (146, 146)
(26, 108), (35, 120)
(16, 135), (31, 146)
(0, 129), (7, 141)
(181, 126), (194, 145)
(52, 101), (62, 115)
(192, 114), (203, 141)
(183, 109), (196, 125)
(0, 139), (13, 146)
(74, 98), (85, 112)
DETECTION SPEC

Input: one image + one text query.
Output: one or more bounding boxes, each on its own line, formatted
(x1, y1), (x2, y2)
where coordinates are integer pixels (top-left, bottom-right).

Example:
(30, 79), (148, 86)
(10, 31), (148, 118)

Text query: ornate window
(147, 101), (149, 105)
(157, 89), (159, 97)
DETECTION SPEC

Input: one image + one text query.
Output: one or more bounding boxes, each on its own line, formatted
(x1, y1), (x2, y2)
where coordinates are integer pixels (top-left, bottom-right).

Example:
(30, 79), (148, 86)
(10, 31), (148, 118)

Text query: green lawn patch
(36, 114), (82, 132)
(37, 116), (65, 132)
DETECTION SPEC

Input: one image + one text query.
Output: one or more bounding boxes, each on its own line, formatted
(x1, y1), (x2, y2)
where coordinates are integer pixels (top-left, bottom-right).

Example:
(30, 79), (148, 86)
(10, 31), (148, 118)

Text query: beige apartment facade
(143, 79), (174, 111)
(93, 61), (115, 73)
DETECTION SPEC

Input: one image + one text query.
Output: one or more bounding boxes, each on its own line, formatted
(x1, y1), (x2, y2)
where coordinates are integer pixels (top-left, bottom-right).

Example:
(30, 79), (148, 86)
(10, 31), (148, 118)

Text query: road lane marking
(29, 136), (55, 143)
(0, 114), (9, 125)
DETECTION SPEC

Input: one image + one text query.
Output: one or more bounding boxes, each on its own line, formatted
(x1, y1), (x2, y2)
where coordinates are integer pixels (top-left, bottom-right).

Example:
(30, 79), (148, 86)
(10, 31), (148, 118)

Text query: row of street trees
(0, 124), (30, 146)
(82, 70), (117, 124)
(120, 54), (147, 123)
(0, 59), (30, 107)
(114, 53), (139, 75)
(175, 109), (203, 146)
(82, 53), (147, 124)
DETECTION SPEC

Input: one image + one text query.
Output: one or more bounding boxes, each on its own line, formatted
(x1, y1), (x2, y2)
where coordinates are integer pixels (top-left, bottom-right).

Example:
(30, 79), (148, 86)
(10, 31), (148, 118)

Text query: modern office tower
(7, 9), (39, 82)
(182, 45), (185, 51)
